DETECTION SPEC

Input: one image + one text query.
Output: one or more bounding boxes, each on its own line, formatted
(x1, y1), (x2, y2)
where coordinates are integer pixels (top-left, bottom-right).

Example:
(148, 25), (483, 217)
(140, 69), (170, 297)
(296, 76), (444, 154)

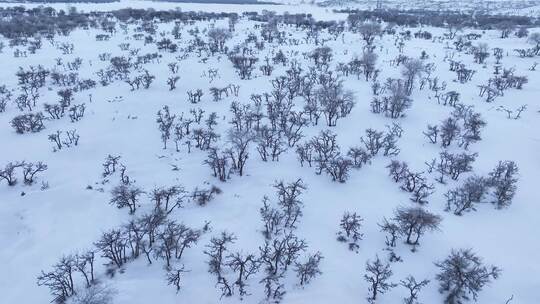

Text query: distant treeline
(0, 6), (539, 40)
(152, 0), (277, 4)
(339, 8), (538, 29)
(0, 0), (119, 3)
(0, 0), (275, 3)
(0, 6), (241, 38)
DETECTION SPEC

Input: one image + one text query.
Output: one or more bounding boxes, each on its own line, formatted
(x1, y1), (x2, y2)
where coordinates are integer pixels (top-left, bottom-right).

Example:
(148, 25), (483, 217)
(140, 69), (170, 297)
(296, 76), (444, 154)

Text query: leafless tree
(400, 275), (430, 304)
(110, 182), (144, 214)
(488, 161), (519, 209)
(37, 256), (77, 304)
(394, 207), (442, 248)
(150, 185), (187, 215)
(435, 249), (500, 304)
(226, 252), (260, 297)
(0, 161), (25, 186)
(337, 212), (363, 251)
(166, 265), (189, 293)
(22, 161), (47, 185)
(226, 128), (255, 176)
(364, 255), (396, 303)
(294, 252), (323, 286)
(157, 106), (176, 149)
(205, 231), (237, 298)
(445, 176), (488, 216)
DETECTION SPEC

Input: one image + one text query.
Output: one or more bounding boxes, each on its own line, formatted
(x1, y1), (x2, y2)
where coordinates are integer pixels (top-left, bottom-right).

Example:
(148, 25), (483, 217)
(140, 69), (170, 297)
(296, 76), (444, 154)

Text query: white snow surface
(0, 3), (539, 304)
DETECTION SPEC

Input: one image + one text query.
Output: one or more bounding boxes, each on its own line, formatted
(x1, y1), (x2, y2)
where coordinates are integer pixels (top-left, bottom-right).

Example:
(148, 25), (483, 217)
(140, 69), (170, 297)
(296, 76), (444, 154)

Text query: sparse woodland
(0, 2), (538, 304)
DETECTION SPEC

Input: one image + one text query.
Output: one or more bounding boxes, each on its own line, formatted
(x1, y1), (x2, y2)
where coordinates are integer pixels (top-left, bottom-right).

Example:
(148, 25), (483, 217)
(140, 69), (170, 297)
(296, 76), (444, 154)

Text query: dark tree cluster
(14, 65), (49, 111)
(39, 206), (204, 303)
(435, 249), (501, 304)
(0, 85), (12, 112)
(297, 126), (402, 183)
(198, 180), (322, 302)
(109, 182), (144, 214)
(296, 130), (351, 183)
(156, 105), (220, 154)
(387, 160), (434, 204)
(445, 161), (519, 215)
(11, 112), (46, 134)
(426, 151), (478, 184)
(360, 127), (402, 158)
(37, 252), (96, 304)
(424, 104), (486, 149)
(364, 255), (396, 303)
(371, 78), (413, 119)
(478, 69), (528, 103)
(337, 211), (364, 252)
(48, 129), (80, 151)
(380, 206), (442, 250)
(257, 180), (322, 301)
(190, 185), (222, 206)
(0, 161), (47, 186)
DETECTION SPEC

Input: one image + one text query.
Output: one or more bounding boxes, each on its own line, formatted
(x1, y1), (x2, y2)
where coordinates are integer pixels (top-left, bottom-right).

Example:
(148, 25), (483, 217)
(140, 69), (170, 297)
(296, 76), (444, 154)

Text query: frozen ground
(0, 3), (539, 304)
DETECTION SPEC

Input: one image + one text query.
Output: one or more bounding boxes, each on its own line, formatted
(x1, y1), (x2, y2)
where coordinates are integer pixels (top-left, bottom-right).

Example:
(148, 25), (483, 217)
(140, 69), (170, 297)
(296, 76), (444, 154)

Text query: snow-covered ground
(1, 3), (539, 304)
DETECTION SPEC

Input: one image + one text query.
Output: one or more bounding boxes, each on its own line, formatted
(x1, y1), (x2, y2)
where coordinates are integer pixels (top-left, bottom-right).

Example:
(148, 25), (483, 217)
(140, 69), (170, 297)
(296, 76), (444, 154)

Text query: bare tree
(205, 231), (237, 298)
(75, 251), (96, 288)
(364, 256), (396, 303)
(102, 155), (121, 178)
(325, 156), (353, 183)
(274, 179), (307, 230)
(400, 275), (430, 304)
(318, 78), (355, 127)
(11, 112), (45, 134)
(294, 252), (323, 286)
(229, 54), (258, 80)
(0, 161), (25, 186)
(472, 43), (490, 64)
(157, 106), (176, 149)
(167, 76), (180, 91)
(435, 249), (501, 304)
(37, 256), (77, 303)
(166, 265), (189, 293)
(0, 85), (11, 112)
(379, 217), (400, 248)
(311, 130), (340, 175)
(488, 161), (519, 209)
(208, 28), (232, 54)
(356, 22), (382, 46)
(260, 196), (284, 239)
(206, 148), (230, 182)
(337, 212), (363, 251)
(440, 117), (460, 148)
(150, 185), (187, 215)
(260, 273), (286, 304)
(402, 59), (425, 95)
(394, 207), (442, 248)
(22, 161), (47, 185)
(110, 182), (144, 214)
(226, 252), (260, 297)
(445, 176), (488, 216)
(155, 220), (200, 269)
(259, 232), (307, 277)
(256, 126), (287, 162)
(68, 283), (116, 304)
(226, 128), (255, 177)
(94, 229), (128, 269)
